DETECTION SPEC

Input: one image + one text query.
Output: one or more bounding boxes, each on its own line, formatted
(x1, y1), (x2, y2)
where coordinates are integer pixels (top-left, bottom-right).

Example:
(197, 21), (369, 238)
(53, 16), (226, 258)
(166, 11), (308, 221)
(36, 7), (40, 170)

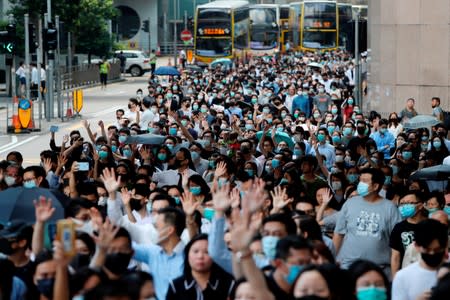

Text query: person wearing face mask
(397, 144), (419, 180)
(123, 98), (140, 124)
(389, 191), (427, 278)
(139, 98), (157, 131)
(349, 260), (391, 300)
(120, 184), (152, 225)
(370, 119), (395, 162)
(292, 264), (353, 300)
(334, 168), (402, 272)
(0, 220), (38, 299)
(2, 163), (23, 188)
(310, 129), (336, 170)
(152, 148), (198, 188)
(392, 219), (448, 300)
(292, 88), (311, 118)
(22, 166), (46, 188)
(312, 85), (331, 115)
(33, 250), (58, 300)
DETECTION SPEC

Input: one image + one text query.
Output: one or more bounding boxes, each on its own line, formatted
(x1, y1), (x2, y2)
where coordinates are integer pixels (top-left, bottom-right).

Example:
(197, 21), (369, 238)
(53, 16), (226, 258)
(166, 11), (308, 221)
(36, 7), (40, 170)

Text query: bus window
(195, 38), (232, 57)
(234, 7), (249, 49)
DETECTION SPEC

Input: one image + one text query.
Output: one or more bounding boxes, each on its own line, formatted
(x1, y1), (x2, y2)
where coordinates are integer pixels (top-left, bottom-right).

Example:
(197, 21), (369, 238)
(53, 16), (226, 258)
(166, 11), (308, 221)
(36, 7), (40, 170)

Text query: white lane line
(0, 135), (18, 152)
(87, 105), (123, 118)
(0, 136), (39, 154)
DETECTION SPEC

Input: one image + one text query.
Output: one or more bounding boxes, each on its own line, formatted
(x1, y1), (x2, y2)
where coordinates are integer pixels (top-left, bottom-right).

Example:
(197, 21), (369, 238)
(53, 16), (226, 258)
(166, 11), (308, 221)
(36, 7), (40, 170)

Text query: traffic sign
(180, 30), (192, 41)
(4, 42), (13, 53)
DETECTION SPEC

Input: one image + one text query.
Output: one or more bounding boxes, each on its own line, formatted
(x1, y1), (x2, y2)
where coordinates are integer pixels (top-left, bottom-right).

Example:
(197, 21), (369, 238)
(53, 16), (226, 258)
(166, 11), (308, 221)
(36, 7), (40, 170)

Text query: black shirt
(265, 272), (293, 300)
(389, 220), (419, 260)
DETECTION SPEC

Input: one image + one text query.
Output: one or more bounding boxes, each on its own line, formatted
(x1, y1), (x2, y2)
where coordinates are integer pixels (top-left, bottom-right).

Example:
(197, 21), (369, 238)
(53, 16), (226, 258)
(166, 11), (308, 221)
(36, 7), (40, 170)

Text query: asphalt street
(0, 75), (151, 166)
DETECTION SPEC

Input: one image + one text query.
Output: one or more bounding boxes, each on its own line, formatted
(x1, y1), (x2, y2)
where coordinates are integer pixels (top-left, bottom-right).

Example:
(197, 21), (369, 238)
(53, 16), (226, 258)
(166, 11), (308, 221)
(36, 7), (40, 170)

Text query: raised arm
(181, 191), (201, 240)
(32, 197), (56, 255)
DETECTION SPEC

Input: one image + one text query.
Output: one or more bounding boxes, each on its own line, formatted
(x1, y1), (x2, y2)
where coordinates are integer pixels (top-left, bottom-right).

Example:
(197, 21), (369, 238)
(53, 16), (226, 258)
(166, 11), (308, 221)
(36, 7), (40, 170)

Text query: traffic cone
(66, 107), (73, 118)
(12, 96), (20, 129)
(156, 44), (161, 56)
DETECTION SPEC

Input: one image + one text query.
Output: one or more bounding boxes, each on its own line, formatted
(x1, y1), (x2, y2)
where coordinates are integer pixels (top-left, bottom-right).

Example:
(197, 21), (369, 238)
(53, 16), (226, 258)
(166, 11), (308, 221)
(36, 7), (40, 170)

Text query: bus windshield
(250, 29), (278, 49)
(303, 3), (337, 29)
(302, 31), (336, 49)
(195, 38), (232, 57)
(250, 8), (277, 25)
(197, 8), (232, 34)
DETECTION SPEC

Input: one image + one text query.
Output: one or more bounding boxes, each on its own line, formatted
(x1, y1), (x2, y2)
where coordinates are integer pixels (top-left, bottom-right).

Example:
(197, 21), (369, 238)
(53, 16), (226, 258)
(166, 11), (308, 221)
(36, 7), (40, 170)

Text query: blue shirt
(225, 106), (243, 120)
(370, 131), (395, 159)
(133, 241), (185, 300)
(292, 95), (311, 117)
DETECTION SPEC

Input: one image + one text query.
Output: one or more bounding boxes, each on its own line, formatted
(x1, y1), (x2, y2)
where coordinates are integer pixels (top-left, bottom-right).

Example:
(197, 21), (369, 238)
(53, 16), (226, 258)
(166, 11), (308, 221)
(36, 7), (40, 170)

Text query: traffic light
(141, 20), (149, 32)
(0, 23), (16, 54)
(28, 23), (38, 53)
(44, 23), (57, 51)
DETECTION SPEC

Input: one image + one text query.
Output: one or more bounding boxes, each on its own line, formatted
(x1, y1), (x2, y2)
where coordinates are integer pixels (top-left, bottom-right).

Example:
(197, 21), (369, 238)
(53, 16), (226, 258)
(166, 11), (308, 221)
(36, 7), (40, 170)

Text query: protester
(2, 49), (450, 300)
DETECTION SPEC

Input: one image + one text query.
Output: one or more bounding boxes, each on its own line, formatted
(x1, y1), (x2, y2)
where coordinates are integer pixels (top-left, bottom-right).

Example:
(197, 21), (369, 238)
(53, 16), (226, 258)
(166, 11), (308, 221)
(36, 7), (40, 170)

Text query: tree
(8, 0), (117, 60)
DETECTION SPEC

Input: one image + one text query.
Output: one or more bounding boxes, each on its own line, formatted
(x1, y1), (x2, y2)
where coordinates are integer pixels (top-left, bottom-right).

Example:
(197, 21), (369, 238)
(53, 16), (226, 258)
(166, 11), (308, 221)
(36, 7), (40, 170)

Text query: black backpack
(444, 111), (450, 130)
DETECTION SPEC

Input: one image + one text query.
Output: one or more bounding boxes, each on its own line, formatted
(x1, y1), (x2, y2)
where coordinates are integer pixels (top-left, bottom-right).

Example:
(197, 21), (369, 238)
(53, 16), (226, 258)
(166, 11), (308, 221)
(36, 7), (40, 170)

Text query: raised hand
(100, 168), (121, 194)
(214, 161), (227, 178)
(42, 157), (52, 174)
(139, 147), (151, 161)
(321, 188), (333, 206)
(270, 186), (292, 212)
(242, 178), (266, 214)
(93, 218), (119, 251)
(120, 187), (131, 207)
(33, 196), (55, 223)
(181, 191), (200, 216)
(53, 240), (71, 266)
(212, 182), (232, 212)
(82, 120), (90, 129)
(62, 134), (69, 144)
(98, 120), (104, 128)
(230, 187), (241, 209)
(230, 206), (255, 252)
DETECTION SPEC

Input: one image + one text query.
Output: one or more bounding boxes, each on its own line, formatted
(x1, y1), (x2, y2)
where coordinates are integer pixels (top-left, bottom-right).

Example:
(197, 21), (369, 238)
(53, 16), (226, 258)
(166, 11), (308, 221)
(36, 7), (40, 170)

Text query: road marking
(87, 105), (123, 118)
(0, 136), (39, 154)
(0, 135), (17, 152)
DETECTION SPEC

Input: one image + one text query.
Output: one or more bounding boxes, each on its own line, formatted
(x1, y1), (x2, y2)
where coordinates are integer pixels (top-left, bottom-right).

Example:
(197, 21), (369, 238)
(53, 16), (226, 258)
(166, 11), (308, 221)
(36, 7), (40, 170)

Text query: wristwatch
(235, 249), (252, 262)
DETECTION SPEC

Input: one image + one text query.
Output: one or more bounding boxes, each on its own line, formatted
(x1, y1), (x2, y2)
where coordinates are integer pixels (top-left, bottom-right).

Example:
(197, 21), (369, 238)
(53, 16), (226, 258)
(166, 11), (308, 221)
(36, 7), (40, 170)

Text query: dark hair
(65, 198), (96, 218)
(275, 235), (312, 260)
(348, 260), (391, 299)
(78, 182), (99, 198)
(122, 271), (154, 300)
(182, 234), (212, 278)
(311, 240), (335, 264)
(428, 191), (446, 209)
(178, 147), (196, 171)
(134, 183), (151, 198)
(300, 155), (318, 170)
(415, 219), (448, 249)
(298, 216), (324, 242)
(159, 207), (186, 237)
(399, 190), (426, 204)
(76, 232), (96, 255)
(0, 258), (14, 299)
(187, 174), (211, 198)
(70, 267), (105, 296)
(34, 249), (54, 273)
(360, 168), (385, 192)
(263, 213), (297, 236)
(294, 264), (353, 300)
(153, 193), (177, 207)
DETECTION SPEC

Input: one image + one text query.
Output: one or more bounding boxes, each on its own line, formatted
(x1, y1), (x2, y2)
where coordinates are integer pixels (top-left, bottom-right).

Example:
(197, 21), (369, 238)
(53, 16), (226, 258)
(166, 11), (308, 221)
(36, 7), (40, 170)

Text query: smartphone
(56, 219), (76, 257)
(50, 125), (59, 133)
(78, 162), (89, 171)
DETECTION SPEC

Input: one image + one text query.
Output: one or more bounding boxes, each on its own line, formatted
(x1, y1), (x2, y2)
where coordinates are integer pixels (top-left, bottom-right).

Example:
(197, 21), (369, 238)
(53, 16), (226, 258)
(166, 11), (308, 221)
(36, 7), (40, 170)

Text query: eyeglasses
(400, 202), (420, 205)
(23, 177), (36, 183)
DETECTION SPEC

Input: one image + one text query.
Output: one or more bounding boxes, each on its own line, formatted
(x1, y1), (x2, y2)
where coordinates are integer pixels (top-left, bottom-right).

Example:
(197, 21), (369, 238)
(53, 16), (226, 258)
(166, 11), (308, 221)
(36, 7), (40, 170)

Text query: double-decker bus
(279, 4), (292, 53)
(249, 4), (280, 56)
(338, 3), (353, 51)
(194, 1), (250, 65)
(289, 1), (339, 52)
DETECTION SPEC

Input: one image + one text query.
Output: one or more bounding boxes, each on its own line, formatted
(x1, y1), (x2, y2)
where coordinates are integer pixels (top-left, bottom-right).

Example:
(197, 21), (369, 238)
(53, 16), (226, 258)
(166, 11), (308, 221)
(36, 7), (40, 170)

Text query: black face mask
(130, 198), (143, 211)
(70, 253), (91, 270)
(37, 278), (55, 299)
(356, 127), (366, 135)
(173, 159), (185, 169)
(421, 251), (445, 268)
(104, 252), (132, 275)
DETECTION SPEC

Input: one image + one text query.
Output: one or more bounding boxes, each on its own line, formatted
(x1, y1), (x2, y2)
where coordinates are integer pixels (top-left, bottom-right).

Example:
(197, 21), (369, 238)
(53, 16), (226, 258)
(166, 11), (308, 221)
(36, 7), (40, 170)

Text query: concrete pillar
(367, 0), (450, 116)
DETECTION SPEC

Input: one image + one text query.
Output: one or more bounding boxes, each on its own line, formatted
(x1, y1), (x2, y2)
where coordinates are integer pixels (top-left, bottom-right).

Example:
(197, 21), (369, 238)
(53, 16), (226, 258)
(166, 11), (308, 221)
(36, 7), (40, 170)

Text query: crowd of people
(1, 49), (450, 300)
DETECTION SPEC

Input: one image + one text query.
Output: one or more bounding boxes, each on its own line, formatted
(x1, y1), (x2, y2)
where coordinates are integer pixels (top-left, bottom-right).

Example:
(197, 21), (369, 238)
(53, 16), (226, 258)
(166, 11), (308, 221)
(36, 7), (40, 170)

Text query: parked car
(114, 50), (151, 77)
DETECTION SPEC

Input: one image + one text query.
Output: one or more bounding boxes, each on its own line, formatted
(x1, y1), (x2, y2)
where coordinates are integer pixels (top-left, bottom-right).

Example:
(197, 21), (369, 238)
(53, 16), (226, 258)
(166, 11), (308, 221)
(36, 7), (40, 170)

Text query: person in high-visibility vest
(99, 57), (110, 90)
(149, 49), (157, 74)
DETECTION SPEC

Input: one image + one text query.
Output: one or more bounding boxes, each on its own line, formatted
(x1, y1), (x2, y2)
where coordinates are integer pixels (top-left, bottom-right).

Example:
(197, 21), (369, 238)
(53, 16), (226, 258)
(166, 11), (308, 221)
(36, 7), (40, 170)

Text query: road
(0, 76), (150, 166)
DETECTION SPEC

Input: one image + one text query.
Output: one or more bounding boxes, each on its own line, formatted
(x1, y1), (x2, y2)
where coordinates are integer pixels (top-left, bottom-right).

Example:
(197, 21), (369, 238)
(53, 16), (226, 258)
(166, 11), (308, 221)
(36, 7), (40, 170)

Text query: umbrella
(403, 115), (440, 129)
(0, 187), (66, 225)
(256, 130), (294, 148)
(307, 62), (323, 69)
(410, 165), (450, 181)
(210, 58), (232, 69)
(154, 66), (180, 76)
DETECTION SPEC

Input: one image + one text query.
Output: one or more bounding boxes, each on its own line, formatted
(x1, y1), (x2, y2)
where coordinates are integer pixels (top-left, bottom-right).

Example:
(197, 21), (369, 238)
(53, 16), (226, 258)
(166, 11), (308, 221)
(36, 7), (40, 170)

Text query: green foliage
(7, 0), (118, 57)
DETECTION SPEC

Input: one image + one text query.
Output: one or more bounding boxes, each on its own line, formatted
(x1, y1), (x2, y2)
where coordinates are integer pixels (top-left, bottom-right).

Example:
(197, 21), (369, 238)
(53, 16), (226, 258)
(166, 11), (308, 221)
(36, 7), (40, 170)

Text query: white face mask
(335, 155), (344, 163)
(156, 226), (171, 245)
(4, 175), (16, 186)
(72, 218), (94, 235)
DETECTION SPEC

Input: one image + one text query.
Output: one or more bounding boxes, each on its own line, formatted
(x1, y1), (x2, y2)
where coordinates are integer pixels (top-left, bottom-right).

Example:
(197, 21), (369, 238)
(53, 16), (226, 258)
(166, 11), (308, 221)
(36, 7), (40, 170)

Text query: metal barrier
(59, 62), (121, 91)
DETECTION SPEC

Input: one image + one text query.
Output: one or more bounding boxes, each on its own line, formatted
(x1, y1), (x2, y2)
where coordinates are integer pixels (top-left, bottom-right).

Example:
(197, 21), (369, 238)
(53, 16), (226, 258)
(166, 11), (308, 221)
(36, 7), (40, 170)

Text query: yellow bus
(194, 0), (250, 65)
(290, 0), (339, 52)
(279, 4), (292, 53)
(249, 4), (280, 56)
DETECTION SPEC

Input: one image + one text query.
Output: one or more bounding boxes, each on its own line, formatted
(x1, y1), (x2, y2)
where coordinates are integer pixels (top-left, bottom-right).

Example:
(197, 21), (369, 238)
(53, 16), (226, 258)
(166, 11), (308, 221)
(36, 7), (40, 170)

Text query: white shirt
(16, 66), (26, 78)
(139, 109), (156, 130)
(31, 67), (38, 84)
(443, 155), (450, 165)
(392, 261), (437, 300)
(40, 68), (46, 81)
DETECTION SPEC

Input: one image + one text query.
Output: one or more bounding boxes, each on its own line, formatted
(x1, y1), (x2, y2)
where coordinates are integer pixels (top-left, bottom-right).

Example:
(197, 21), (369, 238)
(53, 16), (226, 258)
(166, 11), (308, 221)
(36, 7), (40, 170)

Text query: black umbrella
(0, 187), (67, 225)
(410, 165), (450, 181)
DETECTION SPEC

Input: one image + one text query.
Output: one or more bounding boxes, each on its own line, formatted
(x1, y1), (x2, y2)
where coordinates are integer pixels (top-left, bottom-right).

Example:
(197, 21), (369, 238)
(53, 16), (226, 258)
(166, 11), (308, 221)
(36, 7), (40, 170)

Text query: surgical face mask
(318, 88), (325, 93)
(331, 181), (342, 191)
(402, 151), (412, 160)
(356, 286), (387, 300)
(335, 155), (344, 163)
(293, 149), (303, 157)
(284, 264), (303, 285)
(271, 158), (280, 168)
(169, 128), (178, 136)
(357, 181), (370, 197)
(123, 149), (132, 158)
(24, 180), (37, 189)
(4, 175), (15, 186)
(118, 135), (127, 143)
(343, 127), (353, 136)
(433, 141), (442, 149)
(331, 108), (338, 114)
(347, 174), (359, 184)
(390, 165), (399, 175)
(313, 113), (321, 119)
(262, 236), (279, 260)
(399, 204), (416, 219)
(327, 126), (335, 134)
(99, 150), (108, 159)
(263, 108), (270, 114)
(317, 133), (326, 142)
(189, 186), (202, 196)
(384, 175), (391, 185)
(444, 205), (450, 216)
(245, 124), (254, 130)
(203, 207), (215, 221)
